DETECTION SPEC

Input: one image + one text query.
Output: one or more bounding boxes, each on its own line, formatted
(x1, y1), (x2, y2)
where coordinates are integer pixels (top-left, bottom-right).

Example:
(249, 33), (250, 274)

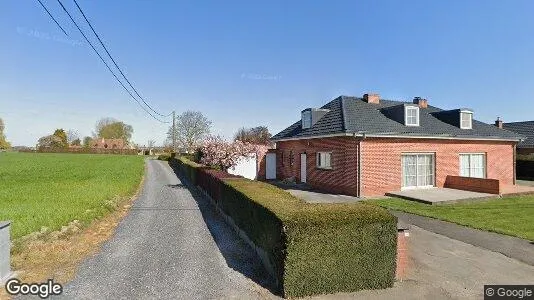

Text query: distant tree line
(38, 118), (134, 149)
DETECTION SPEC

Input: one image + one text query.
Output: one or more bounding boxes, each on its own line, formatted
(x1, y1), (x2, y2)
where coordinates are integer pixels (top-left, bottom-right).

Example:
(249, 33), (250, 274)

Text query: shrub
(169, 157), (397, 298)
(157, 153), (171, 161)
(517, 154), (534, 161)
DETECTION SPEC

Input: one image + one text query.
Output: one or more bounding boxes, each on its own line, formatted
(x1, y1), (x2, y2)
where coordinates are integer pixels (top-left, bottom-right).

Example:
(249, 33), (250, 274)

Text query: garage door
(402, 154), (435, 189)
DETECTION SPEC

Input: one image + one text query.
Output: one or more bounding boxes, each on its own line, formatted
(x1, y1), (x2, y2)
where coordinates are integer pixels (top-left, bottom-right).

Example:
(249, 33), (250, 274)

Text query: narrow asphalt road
(59, 159), (277, 300)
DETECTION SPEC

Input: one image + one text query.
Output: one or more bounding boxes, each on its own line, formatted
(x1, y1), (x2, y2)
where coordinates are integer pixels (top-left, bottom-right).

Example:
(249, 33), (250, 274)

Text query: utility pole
(172, 110), (176, 153)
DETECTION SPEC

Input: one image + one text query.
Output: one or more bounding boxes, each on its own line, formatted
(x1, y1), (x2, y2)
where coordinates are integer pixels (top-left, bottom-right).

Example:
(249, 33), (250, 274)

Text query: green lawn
(0, 152), (144, 239)
(369, 196), (534, 241)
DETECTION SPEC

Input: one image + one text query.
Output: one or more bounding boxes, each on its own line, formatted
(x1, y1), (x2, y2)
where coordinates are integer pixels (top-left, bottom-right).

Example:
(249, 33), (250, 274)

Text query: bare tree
(66, 129), (80, 145)
(234, 126), (272, 145)
(147, 139), (155, 149)
(167, 111), (211, 153)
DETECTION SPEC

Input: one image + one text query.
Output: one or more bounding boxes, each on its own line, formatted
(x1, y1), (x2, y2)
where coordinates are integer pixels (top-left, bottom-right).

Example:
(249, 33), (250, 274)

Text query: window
(316, 152), (332, 169)
(459, 153), (486, 178)
(280, 151), (285, 166)
(302, 111), (312, 129)
(405, 106), (419, 126)
(460, 111), (473, 129)
(289, 150), (294, 166)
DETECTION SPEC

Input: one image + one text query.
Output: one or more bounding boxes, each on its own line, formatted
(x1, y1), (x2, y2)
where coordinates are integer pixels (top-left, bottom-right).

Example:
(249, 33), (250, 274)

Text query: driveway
(58, 160), (276, 299)
(309, 226), (534, 300)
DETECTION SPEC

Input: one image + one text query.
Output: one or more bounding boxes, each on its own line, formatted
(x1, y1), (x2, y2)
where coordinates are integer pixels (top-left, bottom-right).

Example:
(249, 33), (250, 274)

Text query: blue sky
(1, 1), (533, 146)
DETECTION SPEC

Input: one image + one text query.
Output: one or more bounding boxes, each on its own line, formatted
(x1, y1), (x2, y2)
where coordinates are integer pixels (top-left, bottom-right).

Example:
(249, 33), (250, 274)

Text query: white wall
(228, 154), (257, 180)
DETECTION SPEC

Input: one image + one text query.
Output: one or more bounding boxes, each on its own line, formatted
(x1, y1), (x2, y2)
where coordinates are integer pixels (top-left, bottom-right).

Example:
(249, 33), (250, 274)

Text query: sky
(1, 0), (533, 146)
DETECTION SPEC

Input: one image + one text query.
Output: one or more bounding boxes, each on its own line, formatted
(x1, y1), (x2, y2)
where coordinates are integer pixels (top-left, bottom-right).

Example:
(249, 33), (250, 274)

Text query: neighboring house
(502, 121), (534, 155)
(92, 138), (126, 149)
(270, 94), (522, 197)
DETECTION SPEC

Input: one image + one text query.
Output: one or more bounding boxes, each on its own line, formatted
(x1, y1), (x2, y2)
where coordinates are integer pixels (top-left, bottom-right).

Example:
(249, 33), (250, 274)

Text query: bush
(169, 157), (397, 298)
(517, 154), (534, 161)
(157, 153), (171, 161)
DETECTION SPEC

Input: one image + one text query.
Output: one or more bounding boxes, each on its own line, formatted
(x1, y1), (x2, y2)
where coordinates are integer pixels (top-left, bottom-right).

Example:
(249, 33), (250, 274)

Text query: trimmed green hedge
(169, 157), (397, 298)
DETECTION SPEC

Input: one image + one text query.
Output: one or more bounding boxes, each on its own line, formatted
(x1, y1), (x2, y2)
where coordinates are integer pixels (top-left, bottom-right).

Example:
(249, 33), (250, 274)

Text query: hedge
(169, 156), (397, 298)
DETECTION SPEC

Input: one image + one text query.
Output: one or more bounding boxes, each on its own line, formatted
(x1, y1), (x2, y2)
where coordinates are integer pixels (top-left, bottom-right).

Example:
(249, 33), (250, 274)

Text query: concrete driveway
(58, 160), (276, 299)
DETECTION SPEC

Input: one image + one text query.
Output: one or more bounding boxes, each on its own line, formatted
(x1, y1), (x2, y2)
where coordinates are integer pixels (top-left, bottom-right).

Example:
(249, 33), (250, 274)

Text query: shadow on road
(168, 165), (281, 296)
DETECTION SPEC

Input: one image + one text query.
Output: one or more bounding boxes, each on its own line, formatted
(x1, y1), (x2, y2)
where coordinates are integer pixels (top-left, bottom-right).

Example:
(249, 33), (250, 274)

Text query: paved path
(392, 211), (534, 266)
(59, 160), (276, 300)
(310, 225), (534, 300)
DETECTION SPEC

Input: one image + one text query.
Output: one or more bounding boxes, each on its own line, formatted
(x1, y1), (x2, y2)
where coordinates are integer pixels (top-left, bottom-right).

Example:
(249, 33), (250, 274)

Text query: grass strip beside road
(368, 196), (534, 241)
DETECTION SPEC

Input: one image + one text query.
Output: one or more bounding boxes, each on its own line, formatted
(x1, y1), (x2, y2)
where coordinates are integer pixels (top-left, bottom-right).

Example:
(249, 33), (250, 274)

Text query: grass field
(0, 152), (144, 240)
(369, 196), (534, 241)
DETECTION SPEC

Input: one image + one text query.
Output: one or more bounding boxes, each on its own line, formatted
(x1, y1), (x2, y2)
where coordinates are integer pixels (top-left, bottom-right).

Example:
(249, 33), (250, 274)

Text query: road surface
(60, 159), (276, 300)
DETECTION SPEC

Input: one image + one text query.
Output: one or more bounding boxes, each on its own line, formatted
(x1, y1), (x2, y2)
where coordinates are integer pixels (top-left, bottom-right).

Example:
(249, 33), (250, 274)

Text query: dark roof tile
(272, 96), (522, 141)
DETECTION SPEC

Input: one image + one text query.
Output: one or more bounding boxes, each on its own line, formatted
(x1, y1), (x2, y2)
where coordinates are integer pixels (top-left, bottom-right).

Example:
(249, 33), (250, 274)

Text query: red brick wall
(275, 137), (360, 196)
(275, 137), (515, 197)
(362, 138), (515, 196)
(444, 175), (501, 194)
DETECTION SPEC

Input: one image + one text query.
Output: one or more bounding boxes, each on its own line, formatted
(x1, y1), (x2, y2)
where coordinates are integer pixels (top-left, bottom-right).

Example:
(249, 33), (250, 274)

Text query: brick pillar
(396, 228), (409, 280)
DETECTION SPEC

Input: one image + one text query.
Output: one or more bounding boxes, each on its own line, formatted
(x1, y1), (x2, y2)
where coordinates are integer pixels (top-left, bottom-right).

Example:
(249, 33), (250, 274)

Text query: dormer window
(405, 106), (419, 126)
(460, 111), (473, 129)
(302, 110), (312, 129)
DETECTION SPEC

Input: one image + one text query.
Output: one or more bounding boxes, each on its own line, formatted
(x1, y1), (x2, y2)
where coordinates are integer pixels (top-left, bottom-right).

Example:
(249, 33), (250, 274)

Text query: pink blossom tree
(200, 136), (258, 171)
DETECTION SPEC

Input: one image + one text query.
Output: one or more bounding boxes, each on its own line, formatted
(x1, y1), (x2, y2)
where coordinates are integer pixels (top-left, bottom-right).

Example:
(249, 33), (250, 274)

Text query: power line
(36, 0), (69, 36)
(55, 0), (170, 124)
(72, 0), (172, 118)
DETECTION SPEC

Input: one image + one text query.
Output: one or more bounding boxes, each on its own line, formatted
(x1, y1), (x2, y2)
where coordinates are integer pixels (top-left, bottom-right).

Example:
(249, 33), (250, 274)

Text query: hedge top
(224, 178), (396, 228)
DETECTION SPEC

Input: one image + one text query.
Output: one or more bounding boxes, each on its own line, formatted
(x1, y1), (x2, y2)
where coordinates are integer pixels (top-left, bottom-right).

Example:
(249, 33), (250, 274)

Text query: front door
(266, 153), (276, 179)
(402, 154), (435, 189)
(300, 153), (307, 183)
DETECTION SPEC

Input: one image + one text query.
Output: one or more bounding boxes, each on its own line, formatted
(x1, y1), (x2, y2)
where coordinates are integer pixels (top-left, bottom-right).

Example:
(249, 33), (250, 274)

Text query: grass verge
(368, 196), (534, 241)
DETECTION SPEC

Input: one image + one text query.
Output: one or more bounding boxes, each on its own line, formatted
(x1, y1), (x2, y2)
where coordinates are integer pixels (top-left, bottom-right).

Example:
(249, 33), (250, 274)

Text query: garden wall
(444, 175), (501, 194)
(169, 156), (397, 298)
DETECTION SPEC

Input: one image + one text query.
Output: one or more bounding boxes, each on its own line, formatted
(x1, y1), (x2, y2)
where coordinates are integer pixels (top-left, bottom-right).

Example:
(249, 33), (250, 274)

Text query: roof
(503, 121), (534, 148)
(271, 96), (523, 142)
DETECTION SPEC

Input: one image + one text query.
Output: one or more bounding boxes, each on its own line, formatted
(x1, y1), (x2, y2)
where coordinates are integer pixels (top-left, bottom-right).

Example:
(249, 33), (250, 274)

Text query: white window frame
(460, 111), (473, 129)
(316, 151), (333, 169)
(405, 106), (420, 126)
(302, 111), (312, 129)
(459, 153), (486, 178)
(401, 153), (435, 189)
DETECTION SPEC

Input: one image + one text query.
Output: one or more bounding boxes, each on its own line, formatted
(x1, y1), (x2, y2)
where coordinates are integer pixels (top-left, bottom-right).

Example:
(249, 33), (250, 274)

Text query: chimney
(495, 117), (503, 129)
(363, 93), (380, 104)
(413, 97), (428, 108)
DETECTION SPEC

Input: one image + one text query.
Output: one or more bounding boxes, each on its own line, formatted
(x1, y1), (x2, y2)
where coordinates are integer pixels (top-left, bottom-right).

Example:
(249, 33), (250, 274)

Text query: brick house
(92, 138), (126, 149)
(502, 121), (534, 155)
(270, 94), (523, 197)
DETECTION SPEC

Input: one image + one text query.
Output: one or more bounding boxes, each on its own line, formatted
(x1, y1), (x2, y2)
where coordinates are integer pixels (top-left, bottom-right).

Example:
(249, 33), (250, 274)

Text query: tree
(147, 139), (155, 149)
(38, 135), (63, 149)
(83, 136), (93, 148)
(95, 118), (133, 142)
(199, 136), (256, 171)
(71, 138), (81, 146)
(167, 111), (211, 153)
(66, 129), (80, 145)
(234, 126), (272, 145)
(0, 118), (11, 149)
(52, 129), (68, 148)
